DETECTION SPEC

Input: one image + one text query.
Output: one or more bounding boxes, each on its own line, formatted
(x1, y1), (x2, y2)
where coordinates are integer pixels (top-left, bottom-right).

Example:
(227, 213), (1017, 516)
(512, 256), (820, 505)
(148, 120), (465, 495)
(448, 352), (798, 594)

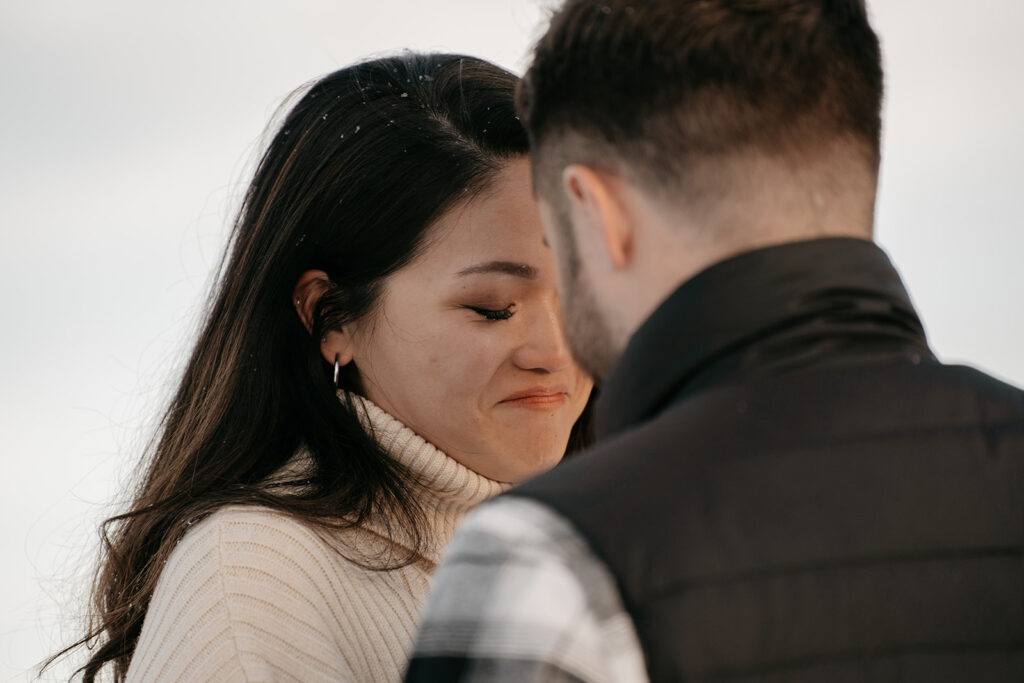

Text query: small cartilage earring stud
(295, 298), (301, 306)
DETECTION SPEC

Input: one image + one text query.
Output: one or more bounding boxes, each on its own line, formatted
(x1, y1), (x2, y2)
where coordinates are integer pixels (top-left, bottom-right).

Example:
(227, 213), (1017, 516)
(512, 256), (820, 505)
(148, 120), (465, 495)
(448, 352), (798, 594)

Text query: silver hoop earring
(333, 354), (341, 389)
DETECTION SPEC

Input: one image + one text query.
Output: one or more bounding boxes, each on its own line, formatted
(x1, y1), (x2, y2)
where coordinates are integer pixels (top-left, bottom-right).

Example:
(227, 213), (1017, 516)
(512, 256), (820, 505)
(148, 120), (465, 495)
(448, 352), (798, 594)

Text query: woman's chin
(490, 437), (570, 483)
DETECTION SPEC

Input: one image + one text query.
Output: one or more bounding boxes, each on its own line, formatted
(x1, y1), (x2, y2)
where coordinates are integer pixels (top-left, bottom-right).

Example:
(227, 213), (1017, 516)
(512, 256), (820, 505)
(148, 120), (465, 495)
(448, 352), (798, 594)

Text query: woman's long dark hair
(49, 52), (591, 682)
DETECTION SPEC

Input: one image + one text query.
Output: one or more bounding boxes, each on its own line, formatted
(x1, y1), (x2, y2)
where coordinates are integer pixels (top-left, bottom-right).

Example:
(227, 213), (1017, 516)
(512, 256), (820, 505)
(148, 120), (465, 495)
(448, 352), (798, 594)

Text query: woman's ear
(293, 270), (329, 333)
(320, 329), (355, 368)
(293, 270), (356, 367)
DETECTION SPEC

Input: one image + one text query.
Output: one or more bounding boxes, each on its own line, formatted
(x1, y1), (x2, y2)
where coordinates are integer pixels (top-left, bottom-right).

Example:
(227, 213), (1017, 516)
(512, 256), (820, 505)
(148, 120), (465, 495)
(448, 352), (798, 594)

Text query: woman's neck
(347, 393), (511, 565)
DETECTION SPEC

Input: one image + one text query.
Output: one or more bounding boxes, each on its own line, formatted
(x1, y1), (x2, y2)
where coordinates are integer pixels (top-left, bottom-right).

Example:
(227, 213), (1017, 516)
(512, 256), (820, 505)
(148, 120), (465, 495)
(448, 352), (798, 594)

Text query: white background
(2, 1), (1022, 680)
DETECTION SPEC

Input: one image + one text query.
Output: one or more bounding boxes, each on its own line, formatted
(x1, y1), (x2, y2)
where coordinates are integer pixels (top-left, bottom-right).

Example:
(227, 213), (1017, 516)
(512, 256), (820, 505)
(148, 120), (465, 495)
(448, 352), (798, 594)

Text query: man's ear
(562, 164), (632, 269)
(293, 270), (356, 367)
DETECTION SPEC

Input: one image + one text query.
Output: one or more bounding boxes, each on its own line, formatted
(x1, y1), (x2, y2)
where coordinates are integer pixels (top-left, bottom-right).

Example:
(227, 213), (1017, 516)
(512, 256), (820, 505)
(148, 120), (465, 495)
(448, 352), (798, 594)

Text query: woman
(62, 53), (592, 681)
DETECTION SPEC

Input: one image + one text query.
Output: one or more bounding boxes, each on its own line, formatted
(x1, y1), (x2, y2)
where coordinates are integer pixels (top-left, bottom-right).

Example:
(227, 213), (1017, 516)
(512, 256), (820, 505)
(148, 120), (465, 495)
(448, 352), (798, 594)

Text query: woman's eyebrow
(455, 261), (538, 279)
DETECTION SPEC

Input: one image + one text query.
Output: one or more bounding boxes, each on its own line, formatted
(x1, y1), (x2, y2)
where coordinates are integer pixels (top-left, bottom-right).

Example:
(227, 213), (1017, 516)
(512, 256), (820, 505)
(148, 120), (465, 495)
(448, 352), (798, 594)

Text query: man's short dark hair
(519, 0), (884, 200)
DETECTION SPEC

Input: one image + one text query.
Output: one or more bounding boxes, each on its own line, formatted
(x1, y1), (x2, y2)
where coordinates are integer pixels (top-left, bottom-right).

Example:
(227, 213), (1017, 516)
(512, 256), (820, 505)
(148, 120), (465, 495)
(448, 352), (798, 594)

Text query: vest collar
(596, 237), (933, 439)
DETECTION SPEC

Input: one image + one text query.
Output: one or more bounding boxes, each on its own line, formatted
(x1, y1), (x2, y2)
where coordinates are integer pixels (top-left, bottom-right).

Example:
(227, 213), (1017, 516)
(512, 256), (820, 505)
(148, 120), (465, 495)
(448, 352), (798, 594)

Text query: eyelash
(464, 305), (516, 321)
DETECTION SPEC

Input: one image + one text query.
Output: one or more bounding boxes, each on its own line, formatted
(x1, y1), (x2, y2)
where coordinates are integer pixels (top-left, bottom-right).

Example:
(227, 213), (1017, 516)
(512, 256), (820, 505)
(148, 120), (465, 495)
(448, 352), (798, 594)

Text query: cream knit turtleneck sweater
(127, 396), (509, 682)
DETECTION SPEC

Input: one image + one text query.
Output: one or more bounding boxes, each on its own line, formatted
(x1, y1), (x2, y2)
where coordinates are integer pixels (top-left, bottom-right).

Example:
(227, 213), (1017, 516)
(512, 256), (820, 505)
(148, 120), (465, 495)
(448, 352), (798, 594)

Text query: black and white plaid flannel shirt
(405, 496), (649, 682)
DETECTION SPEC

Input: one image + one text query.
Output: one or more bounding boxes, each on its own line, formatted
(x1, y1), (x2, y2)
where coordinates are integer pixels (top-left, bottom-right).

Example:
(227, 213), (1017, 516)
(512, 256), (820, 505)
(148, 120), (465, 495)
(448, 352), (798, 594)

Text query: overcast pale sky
(2, 1), (1022, 679)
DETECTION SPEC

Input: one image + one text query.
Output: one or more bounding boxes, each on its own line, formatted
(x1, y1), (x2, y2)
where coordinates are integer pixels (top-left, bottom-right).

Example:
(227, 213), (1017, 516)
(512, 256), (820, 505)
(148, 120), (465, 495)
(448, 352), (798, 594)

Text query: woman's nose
(512, 303), (575, 373)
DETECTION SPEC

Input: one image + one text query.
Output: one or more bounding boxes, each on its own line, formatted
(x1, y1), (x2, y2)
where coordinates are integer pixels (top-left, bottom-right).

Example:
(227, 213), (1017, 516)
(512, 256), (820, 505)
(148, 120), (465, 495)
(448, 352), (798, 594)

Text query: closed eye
(463, 305), (516, 321)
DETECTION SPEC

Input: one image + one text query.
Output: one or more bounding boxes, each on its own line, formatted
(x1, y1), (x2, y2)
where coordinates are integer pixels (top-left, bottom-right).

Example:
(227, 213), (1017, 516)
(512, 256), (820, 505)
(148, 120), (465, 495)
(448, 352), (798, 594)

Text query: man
(406, 1), (1024, 681)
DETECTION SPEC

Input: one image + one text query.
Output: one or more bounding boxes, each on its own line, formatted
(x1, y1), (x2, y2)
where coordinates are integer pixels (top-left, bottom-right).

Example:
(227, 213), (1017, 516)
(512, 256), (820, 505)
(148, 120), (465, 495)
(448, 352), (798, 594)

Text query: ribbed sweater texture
(126, 396), (509, 682)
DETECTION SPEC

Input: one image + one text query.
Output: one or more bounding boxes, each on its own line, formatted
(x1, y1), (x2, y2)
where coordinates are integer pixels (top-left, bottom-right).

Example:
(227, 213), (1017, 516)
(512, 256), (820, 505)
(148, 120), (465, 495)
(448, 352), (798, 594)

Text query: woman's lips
(500, 388), (570, 410)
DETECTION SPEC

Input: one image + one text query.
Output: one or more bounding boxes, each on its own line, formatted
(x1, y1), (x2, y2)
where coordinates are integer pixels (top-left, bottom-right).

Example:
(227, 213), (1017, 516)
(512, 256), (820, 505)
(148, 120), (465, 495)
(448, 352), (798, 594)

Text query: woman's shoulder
(181, 504), (335, 552)
(129, 506), (363, 681)
(154, 504), (427, 619)
(163, 504), (372, 591)
(130, 504), (432, 680)
(148, 504), (354, 615)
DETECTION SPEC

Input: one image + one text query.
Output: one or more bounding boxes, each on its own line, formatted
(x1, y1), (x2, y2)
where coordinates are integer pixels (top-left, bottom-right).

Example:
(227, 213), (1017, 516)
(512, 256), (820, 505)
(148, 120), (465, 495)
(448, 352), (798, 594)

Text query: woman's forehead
(417, 162), (546, 269)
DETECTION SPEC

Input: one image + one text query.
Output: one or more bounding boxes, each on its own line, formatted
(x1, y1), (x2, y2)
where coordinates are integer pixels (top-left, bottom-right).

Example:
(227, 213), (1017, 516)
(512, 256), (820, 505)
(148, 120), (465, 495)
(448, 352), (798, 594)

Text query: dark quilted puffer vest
(515, 238), (1024, 682)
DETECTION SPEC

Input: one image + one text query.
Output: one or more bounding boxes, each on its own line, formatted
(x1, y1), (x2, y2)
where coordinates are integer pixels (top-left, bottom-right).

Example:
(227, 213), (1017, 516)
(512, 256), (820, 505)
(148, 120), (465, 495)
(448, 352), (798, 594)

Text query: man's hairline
(528, 127), (880, 199)
(527, 130), (638, 205)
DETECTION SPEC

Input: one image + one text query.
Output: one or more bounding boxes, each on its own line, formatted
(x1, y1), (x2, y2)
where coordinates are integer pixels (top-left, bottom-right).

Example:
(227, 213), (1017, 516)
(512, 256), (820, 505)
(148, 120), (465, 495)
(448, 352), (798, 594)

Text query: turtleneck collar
(596, 237), (934, 440)
(345, 393), (511, 565)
